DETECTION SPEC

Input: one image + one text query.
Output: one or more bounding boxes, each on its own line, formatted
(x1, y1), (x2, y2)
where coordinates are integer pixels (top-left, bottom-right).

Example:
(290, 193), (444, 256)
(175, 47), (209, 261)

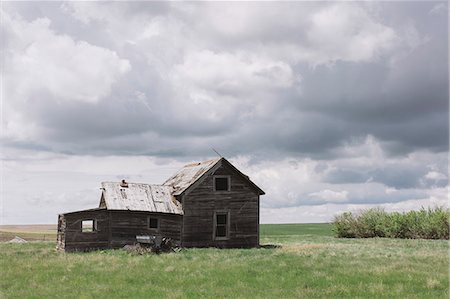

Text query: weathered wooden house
(57, 157), (264, 251)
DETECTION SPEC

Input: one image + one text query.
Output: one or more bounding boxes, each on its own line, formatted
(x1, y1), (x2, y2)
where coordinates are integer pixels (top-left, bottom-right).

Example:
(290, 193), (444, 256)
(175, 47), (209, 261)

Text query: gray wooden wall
(109, 211), (182, 248)
(58, 210), (182, 252)
(181, 162), (260, 248)
(58, 209), (110, 252)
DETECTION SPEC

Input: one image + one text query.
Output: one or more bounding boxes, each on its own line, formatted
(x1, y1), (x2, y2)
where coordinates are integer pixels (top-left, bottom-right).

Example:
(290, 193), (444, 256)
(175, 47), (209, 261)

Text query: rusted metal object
(134, 235), (180, 253)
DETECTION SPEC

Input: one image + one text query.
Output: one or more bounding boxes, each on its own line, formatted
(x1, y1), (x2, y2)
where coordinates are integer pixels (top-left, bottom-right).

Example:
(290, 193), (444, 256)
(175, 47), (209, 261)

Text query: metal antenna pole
(212, 148), (223, 157)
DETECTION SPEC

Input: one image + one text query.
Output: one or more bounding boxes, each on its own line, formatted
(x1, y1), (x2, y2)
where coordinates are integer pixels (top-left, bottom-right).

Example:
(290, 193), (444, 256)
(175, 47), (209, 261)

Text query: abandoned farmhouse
(57, 157), (265, 251)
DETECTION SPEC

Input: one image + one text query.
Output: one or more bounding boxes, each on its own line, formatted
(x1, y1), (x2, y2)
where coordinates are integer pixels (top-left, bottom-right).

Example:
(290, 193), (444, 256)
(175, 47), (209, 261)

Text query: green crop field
(0, 223), (448, 298)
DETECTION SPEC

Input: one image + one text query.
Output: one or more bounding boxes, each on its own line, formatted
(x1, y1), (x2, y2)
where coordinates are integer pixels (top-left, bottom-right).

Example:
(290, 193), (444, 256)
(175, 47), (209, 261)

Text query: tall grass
(333, 207), (450, 239)
(1, 224), (448, 298)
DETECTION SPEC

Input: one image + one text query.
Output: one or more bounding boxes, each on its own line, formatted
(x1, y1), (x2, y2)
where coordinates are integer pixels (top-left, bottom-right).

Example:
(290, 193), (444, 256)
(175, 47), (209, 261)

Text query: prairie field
(0, 223), (448, 298)
(0, 225), (56, 242)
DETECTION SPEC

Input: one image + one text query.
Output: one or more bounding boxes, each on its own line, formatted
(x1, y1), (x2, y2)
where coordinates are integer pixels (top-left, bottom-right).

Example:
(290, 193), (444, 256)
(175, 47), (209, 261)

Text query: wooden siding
(57, 210), (182, 252)
(109, 211), (182, 248)
(59, 209), (110, 252)
(181, 162), (260, 248)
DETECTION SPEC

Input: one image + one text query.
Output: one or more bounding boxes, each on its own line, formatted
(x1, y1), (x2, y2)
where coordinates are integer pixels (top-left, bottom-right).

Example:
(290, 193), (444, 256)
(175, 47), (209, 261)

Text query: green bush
(332, 207), (449, 240)
(332, 212), (358, 238)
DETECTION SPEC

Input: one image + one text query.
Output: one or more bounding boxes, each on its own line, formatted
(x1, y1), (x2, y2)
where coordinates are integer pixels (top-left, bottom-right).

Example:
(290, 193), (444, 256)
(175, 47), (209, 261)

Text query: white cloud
(181, 3), (401, 66)
(424, 171), (447, 181)
(173, 50), (295, 93)
(61, 2), (110, 25)
(162, 50), (299, 129)
(308, 189), (349, 203)
(428, 3), (447, 15)
(3, 11), (130, 105)
(306, 3), (398, 65)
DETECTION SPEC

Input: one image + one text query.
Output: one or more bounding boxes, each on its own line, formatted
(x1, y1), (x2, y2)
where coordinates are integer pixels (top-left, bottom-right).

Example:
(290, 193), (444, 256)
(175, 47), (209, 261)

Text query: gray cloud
(4, 2), (447, 158)
(1, 2), (448, 223)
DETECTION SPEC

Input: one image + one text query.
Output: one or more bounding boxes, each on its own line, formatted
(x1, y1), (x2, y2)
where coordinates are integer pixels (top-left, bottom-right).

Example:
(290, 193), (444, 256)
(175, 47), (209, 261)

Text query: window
(148, 217), (159, 230)
(214, 211), (229, 240)
(81, 219), (96, 233)
(214, 176), (230, 191)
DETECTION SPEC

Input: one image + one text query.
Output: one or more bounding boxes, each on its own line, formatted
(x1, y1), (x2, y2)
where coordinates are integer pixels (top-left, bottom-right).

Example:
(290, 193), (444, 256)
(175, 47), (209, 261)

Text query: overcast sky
(1, 1), (448, 224)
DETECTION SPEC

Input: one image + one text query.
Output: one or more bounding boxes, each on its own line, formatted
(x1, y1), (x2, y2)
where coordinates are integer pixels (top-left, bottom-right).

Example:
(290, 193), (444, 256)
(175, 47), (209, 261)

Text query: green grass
(261, 223), (334, 236)
(0, 223), (448, 298)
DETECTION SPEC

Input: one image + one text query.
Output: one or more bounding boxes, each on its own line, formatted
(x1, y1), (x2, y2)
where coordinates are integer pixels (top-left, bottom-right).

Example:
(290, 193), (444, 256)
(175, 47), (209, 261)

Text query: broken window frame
(81, 219), (97, 233)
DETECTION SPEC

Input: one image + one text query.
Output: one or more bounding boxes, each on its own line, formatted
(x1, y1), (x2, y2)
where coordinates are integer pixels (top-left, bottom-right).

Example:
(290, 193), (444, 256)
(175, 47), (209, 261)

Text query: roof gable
(163, 157), (265, 196)
(219, 158), (265, 195)
(101, 182), (183, 214)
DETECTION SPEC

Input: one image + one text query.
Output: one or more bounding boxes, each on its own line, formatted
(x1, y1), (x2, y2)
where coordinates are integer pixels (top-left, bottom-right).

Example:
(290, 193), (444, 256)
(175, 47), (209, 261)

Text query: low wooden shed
(57, 157), (264, 251)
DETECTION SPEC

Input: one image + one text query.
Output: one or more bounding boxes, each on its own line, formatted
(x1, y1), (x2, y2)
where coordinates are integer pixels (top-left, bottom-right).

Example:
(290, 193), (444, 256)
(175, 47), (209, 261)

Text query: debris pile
(123, 235), (180, 254)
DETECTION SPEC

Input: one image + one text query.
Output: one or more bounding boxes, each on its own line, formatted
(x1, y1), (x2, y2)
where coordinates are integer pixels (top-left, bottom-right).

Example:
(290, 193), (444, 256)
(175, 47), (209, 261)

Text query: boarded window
(214, 176), (230, 191)
(148, 217), (159, 230)
(214, 211), (229, 240)
(81, 220), (96, 233)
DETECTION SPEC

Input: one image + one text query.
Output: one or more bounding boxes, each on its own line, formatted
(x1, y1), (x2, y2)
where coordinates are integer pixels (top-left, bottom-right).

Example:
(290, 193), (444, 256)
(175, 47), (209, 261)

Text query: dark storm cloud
(297, 35), (448, 154)
(3, 1), (447, 160)
(2, 1), (448, 203)
(325, 167), (427, 189)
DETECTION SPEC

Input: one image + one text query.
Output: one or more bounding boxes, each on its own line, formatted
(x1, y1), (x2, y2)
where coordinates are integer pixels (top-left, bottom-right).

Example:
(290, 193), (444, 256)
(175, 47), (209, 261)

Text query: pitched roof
(163, 157), (265, 196)
(100, 182), (183, 215)
(92, 158), (263, 215)
(163, 158), (221, 195)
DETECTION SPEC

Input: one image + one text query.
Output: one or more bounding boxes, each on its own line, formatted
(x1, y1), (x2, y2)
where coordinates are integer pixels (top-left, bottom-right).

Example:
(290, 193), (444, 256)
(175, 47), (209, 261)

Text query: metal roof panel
(163, 158), (221, 195)
(101, 182), (183, 214)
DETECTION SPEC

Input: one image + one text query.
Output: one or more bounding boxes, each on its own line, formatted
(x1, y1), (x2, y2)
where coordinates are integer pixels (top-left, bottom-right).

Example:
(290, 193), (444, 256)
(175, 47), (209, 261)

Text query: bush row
(332, 207), (449, 239)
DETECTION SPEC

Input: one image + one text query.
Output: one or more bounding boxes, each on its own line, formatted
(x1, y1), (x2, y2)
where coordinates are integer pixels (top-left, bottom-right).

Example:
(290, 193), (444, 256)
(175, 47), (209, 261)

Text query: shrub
(332, 207), (449, 240)
(332, 212), (358, 238)
(355, 207), (388, 238)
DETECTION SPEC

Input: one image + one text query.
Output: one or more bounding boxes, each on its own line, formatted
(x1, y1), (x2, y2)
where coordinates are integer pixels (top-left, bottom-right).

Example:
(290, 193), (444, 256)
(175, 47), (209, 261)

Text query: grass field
(0, 223), (448, 298)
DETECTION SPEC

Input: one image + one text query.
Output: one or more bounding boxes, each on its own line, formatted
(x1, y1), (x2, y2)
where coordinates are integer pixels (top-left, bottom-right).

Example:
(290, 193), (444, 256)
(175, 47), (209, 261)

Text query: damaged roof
(163, 158), (221, 195)
(101, 182), (183, 215)
(96, 157), (263, 215)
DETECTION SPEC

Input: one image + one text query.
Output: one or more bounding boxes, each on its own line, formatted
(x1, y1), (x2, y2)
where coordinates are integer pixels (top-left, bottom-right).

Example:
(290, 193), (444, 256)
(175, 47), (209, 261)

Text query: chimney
(120, 179), (128, 188)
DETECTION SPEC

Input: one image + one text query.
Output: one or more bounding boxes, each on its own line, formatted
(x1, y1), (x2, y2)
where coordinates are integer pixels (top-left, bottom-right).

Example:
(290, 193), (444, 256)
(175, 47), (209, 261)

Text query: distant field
(261, 222), (334, 236)
(0, 223), (448, 298)
(0, 224), (56, 242)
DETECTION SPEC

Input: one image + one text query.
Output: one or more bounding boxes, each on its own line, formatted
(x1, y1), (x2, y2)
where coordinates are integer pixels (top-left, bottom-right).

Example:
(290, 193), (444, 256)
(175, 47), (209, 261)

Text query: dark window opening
(214, 212), (229, 239)
(216, 226), (226, 237)
(149, 218), (159, 230)
(214, 177), (229, 191)
(81, 220), (96, 233)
